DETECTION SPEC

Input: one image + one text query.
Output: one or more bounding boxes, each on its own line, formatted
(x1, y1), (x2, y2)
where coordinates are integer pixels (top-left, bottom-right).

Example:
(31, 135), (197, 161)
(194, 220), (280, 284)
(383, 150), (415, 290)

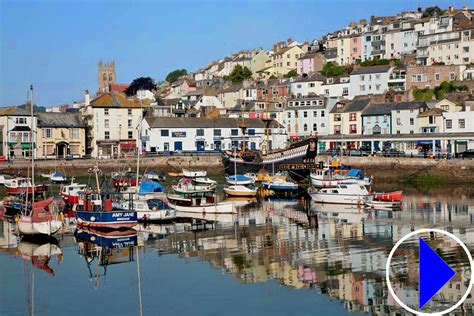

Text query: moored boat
(223, 185), (257, 197)
(5, 178), (49, 196)
(143, 171), (166, 182)
(193, 177), (217, 186)
(17, 199), (63, 236)
(60, 179), (87, 205)
(374, 190), (403, 202)
(42, 172), (67, 183)
(167, 194), (235, 214)
(226, 174), (255, 185)
(262, 178), (298, 191)
(309, 184), (373, 205)
(366, 200), (402, 210)
(113, 195), (176, 221)
(310, 168), (371, 188)
(182, 169), (207, 178)
(172, 178), (216, 195)
(0, 174), (14, 186)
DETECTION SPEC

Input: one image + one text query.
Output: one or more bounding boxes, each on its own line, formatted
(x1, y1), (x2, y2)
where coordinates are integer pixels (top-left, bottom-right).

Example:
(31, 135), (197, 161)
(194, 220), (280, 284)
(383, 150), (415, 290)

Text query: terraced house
(0, 106), (36, 160)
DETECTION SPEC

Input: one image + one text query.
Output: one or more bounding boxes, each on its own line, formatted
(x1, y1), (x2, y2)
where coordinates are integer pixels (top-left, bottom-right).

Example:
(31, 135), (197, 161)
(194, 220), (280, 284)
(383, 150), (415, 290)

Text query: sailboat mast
(30, 85), (35, 203)
(136, 97), (142, 189)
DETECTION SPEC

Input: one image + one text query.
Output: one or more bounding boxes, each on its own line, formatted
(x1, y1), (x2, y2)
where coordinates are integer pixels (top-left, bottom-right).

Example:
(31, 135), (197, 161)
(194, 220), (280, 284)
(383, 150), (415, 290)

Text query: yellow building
(417, 108), (445, 133)
(36, 112), (87, 158)
(271, 45), (305, 76)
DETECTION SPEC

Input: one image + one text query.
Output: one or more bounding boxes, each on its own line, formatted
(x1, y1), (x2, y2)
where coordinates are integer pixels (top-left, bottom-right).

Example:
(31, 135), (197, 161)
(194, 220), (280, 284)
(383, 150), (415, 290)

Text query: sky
(0, 0), (470, 107)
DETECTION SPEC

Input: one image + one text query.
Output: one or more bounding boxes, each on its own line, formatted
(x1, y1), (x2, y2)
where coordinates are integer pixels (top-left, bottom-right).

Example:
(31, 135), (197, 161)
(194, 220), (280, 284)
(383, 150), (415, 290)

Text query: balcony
(416, 49), (429, 58)
(417, 39), (429, 47)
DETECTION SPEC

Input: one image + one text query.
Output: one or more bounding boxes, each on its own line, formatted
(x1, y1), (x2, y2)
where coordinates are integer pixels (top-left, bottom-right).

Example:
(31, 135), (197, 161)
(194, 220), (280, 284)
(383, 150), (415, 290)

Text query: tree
(124, 77), (157, 96)
(422, 6), (444, 18)
(284, 69), (298, 78)
(321, 62), (345, 77)
(224, 64), (253, 84)
(165, 69), (187, 83)
(269, 74), (277, 80)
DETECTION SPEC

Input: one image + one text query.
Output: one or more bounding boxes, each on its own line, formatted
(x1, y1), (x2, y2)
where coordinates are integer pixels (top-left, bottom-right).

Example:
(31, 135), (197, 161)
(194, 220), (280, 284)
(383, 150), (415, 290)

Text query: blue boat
(139, 180), (166, 194)
(226, 174), (255, 185)
(73, 192), (138, 229)
(262, 179), (299, 191)
(74, 228), (138, 248)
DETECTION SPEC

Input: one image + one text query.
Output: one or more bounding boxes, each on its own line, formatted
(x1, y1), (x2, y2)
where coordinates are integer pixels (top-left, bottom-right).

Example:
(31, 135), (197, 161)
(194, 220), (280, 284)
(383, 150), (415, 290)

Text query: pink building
(349, 36), (362, 64)
(179, 79), (197, 94)
(297, 51), (327, 76)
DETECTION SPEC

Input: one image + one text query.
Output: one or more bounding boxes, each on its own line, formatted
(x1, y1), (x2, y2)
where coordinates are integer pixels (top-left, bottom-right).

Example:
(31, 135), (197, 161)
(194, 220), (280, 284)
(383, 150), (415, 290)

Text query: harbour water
(1, 185), (473, 315)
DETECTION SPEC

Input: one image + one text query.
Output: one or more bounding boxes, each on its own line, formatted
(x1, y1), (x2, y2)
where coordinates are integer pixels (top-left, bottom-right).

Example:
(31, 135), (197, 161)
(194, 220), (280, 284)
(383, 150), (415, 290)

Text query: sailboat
(17, 86), (63, 236)
(223, 148), (257, 197)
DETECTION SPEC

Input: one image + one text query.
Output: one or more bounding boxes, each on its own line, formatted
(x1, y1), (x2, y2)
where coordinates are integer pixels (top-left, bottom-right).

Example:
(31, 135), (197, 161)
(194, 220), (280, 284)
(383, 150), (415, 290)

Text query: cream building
(36, 112), (86, 159)
(250, 49), (270, 74)
(270, 45), (305, 76)
(83, 92), (144, 158)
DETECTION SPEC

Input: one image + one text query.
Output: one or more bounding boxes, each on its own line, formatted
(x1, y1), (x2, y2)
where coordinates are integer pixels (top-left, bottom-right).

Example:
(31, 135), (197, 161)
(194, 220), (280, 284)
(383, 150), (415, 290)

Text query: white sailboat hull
(310, 175), (369, 188)
(17, 219), (62, 236)
(310, 193), (373, 205)
(168, 201), (236, 214)
(137, 209), (177, 221)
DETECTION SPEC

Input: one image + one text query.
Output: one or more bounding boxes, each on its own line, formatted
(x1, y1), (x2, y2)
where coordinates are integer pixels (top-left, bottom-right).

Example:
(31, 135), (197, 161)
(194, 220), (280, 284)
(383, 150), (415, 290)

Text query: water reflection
(1, 188), (474, 315)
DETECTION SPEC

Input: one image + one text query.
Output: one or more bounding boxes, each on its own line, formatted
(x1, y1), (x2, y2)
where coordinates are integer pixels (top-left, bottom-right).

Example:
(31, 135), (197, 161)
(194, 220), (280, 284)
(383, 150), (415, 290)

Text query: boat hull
(17, 218), (62, 236)
(310, 193), (373, 205)
(168, 201), (236, 214)
(74, 228), (138, 248)
(74, 210), (138, 229)
(374, 191), (403, 202)
(6, 185), (48, 195)
(223, 188), (257, 197)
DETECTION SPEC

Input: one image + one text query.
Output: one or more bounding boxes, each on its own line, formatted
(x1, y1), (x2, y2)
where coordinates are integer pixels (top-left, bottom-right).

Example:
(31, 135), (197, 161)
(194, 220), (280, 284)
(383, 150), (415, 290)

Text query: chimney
(448, 5), (453, 12)
(84, 90), (90, 106)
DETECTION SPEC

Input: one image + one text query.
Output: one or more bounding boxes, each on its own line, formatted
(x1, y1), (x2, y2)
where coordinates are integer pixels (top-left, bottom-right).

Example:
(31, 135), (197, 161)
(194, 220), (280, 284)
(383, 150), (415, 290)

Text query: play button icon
(386, 228), (473, 315)
(419, 237), (456, 309)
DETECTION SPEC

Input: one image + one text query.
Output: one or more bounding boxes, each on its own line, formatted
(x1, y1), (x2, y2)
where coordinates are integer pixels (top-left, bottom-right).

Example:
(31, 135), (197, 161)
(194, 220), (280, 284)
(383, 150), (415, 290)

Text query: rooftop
(351, 65), (392, 75)
(36, 112), (86, 128)
(331, 99), (371, 113)
(145, 117), (281, 129)
(90, 93), (140, 108)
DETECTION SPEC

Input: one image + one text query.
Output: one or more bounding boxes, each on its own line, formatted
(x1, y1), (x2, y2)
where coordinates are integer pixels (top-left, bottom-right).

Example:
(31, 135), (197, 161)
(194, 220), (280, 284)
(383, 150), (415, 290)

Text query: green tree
(422, 6), (444, 18)
(165, 69), (188, 83)
(224, 64), (253, 84)
(321, 62), (345, 77)
(269, 74), (277, 80)
(124, 77), (157, 96)
(284, 69), (298, 78)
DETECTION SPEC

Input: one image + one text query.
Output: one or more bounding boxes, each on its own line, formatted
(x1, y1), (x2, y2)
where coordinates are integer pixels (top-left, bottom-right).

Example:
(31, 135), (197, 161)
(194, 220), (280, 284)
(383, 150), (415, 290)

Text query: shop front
(120, 140), (136, 157)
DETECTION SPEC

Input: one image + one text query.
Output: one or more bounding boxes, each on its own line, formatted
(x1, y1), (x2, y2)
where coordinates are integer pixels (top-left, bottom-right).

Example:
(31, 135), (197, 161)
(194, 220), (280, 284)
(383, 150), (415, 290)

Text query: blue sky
(0, 0), (470, 107)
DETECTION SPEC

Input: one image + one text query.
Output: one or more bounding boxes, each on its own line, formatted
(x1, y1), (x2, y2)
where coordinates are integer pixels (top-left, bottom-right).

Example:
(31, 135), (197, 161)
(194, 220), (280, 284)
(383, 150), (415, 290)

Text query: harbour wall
(2, 155), (474, 184)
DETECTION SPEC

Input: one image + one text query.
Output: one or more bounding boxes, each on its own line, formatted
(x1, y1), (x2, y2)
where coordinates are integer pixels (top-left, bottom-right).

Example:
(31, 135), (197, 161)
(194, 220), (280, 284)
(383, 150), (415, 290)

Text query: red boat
(111, 171), (140, 188)
(374, 190), (403, 202)
(60, 180), (87, 205)
(5, 178), (49, 195)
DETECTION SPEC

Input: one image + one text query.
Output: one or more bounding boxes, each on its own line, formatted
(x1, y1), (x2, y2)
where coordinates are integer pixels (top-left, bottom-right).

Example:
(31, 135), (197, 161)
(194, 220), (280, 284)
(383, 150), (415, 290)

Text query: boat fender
(90, 216), (95, 222)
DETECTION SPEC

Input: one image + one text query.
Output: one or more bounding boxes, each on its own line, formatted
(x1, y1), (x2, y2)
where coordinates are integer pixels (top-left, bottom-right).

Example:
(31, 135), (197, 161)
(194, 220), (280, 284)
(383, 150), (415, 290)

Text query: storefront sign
(172, 132), (186, 138)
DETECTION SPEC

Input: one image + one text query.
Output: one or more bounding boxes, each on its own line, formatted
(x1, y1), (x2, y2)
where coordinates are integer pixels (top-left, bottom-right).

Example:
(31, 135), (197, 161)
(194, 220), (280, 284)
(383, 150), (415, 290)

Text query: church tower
(98, 60), (116, 93)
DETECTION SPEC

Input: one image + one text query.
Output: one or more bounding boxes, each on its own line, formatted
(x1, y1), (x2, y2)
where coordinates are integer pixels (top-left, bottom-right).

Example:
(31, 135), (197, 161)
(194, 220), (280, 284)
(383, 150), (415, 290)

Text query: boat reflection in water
(309, 203), (369, 223)
(74, 228), (137, 287)
(18, 236), (63, 275)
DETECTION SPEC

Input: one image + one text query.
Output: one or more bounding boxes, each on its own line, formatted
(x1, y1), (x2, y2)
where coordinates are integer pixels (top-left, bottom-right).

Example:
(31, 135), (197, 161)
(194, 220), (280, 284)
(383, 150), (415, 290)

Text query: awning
(120, 143), (136, 149)
(11, 126), (31, 132)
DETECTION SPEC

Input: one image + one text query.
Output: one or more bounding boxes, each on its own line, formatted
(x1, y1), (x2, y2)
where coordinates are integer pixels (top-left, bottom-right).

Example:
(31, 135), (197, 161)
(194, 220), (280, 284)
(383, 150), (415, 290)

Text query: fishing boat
(112, 170), (140, 188)
(182, 169), (207, 178)
(167, 193), (235, 214)
(310, 168), (371, 188)
(226, 174), (255, 185)
(222, 135), (319, 180)
(113, 195), (176, 221)
(17, 199), (63, 236)
(172, 178), (216, 195)
(60, 179), (87, 205)
(262, 178), (298, 191)
(223, 185), (257, 197)
(309, 184), (373, 205)
(366, 200), (402, 210)
(374, 190), (403, 202)
(5, 178), (49, 195)
(193, 177), (217, 186)
(41, 172), (67, 183)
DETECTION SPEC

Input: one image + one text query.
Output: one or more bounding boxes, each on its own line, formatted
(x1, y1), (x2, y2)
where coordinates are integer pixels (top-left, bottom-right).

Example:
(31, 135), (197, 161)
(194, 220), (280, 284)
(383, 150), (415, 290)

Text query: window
(128, 131), (133, 139)
(450, 73), (456, 80)
(105, 131), (110, 140)
(360, 75), (365, 81)
(248, 129), (255, 135)
(128, 109), (132, 116)
(104, 108), (109, 116)
(44, 128), (52, 139)
(410, 118), (414, 125)
(287, 112), (291, 118)
(161, 129), (169, 137)
(383, 115), (387, 123)
(375, 74), (381, 80)
(313, 111), (317, 117)
(325, 89), (329, 95)
(459, 119), (465, 129)
(214, 129), (221, 136)
(396, 118), (401, 125)
(303, 124), (307, 132)
(446, 119), (452, 129)
(334, 125), (341, 134)
(230, 129), (238, 136)
(375, 84), (381, 91)
(321, 110), (325, 117)
(342, 87), (349, 96)
(429, 116), (435, 124)
(334, 114), (341, 121)
(313, 123), (317, 131)
(309, 83), (315, 88)
(128, 119), (132, 128)
(297, 84), (302, 89)
(197, 129), (205, 136)
(435, 73), (440, 81)
(349, 113), (356, 121)
(303, 111), (307, 118)
(360, 85), (365, 91)
(105, 119), (109, 128)
(349, 124), (357, 133)
(69, 128), (79, 139)
(16, 117), (27, 124)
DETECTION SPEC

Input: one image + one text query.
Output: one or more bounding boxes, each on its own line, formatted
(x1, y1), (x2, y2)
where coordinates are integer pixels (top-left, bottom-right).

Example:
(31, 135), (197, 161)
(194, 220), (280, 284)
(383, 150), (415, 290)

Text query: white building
(321, 76), (350, 99)
(443, 100), (474, 133)
(349, 65), (392, 99)
(0, 107), (37, 160)
(83, 92), (143, 158)
(284, 97), (329, 137)
(195, 95), (223, 110)
(141, 117), (287, 153)
(390, 101), (428, 135)
(290, 74), (325, 97)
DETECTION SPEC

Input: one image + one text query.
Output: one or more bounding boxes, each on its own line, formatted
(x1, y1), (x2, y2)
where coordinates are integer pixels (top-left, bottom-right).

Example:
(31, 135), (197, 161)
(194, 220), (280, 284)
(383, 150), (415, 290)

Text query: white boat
(182, 169), (207, 178)
(60, 179), (87, 205)
(262, 178), (298, 191)
(223, 185), (257, 197)
(172, 179), (216, 195)
(41, 172), (67, 183)
(309, 203), (368, 223)
(113, 196), (177, 221)
(143, 171), (165, 181)
(366, 200), (402, 210)
(310, 168), (371, 188)
(193, 177), (217, 185)
(167, 194), (236, 214)
(0, 174), (14, 186)
(309, 184), (373, 205)
(17, 207), (63, 236)
(226, 174), (255, 185)
(176, 210), (237, 224)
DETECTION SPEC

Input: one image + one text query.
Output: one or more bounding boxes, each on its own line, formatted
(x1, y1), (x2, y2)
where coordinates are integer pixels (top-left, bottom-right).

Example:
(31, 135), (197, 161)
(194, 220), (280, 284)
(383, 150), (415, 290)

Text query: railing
(389, 74), (406, 80)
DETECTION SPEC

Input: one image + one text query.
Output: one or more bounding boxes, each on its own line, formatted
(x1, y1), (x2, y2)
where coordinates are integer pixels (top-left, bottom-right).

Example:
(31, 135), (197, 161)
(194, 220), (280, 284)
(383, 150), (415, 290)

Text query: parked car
(457, 149), (474, 159)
